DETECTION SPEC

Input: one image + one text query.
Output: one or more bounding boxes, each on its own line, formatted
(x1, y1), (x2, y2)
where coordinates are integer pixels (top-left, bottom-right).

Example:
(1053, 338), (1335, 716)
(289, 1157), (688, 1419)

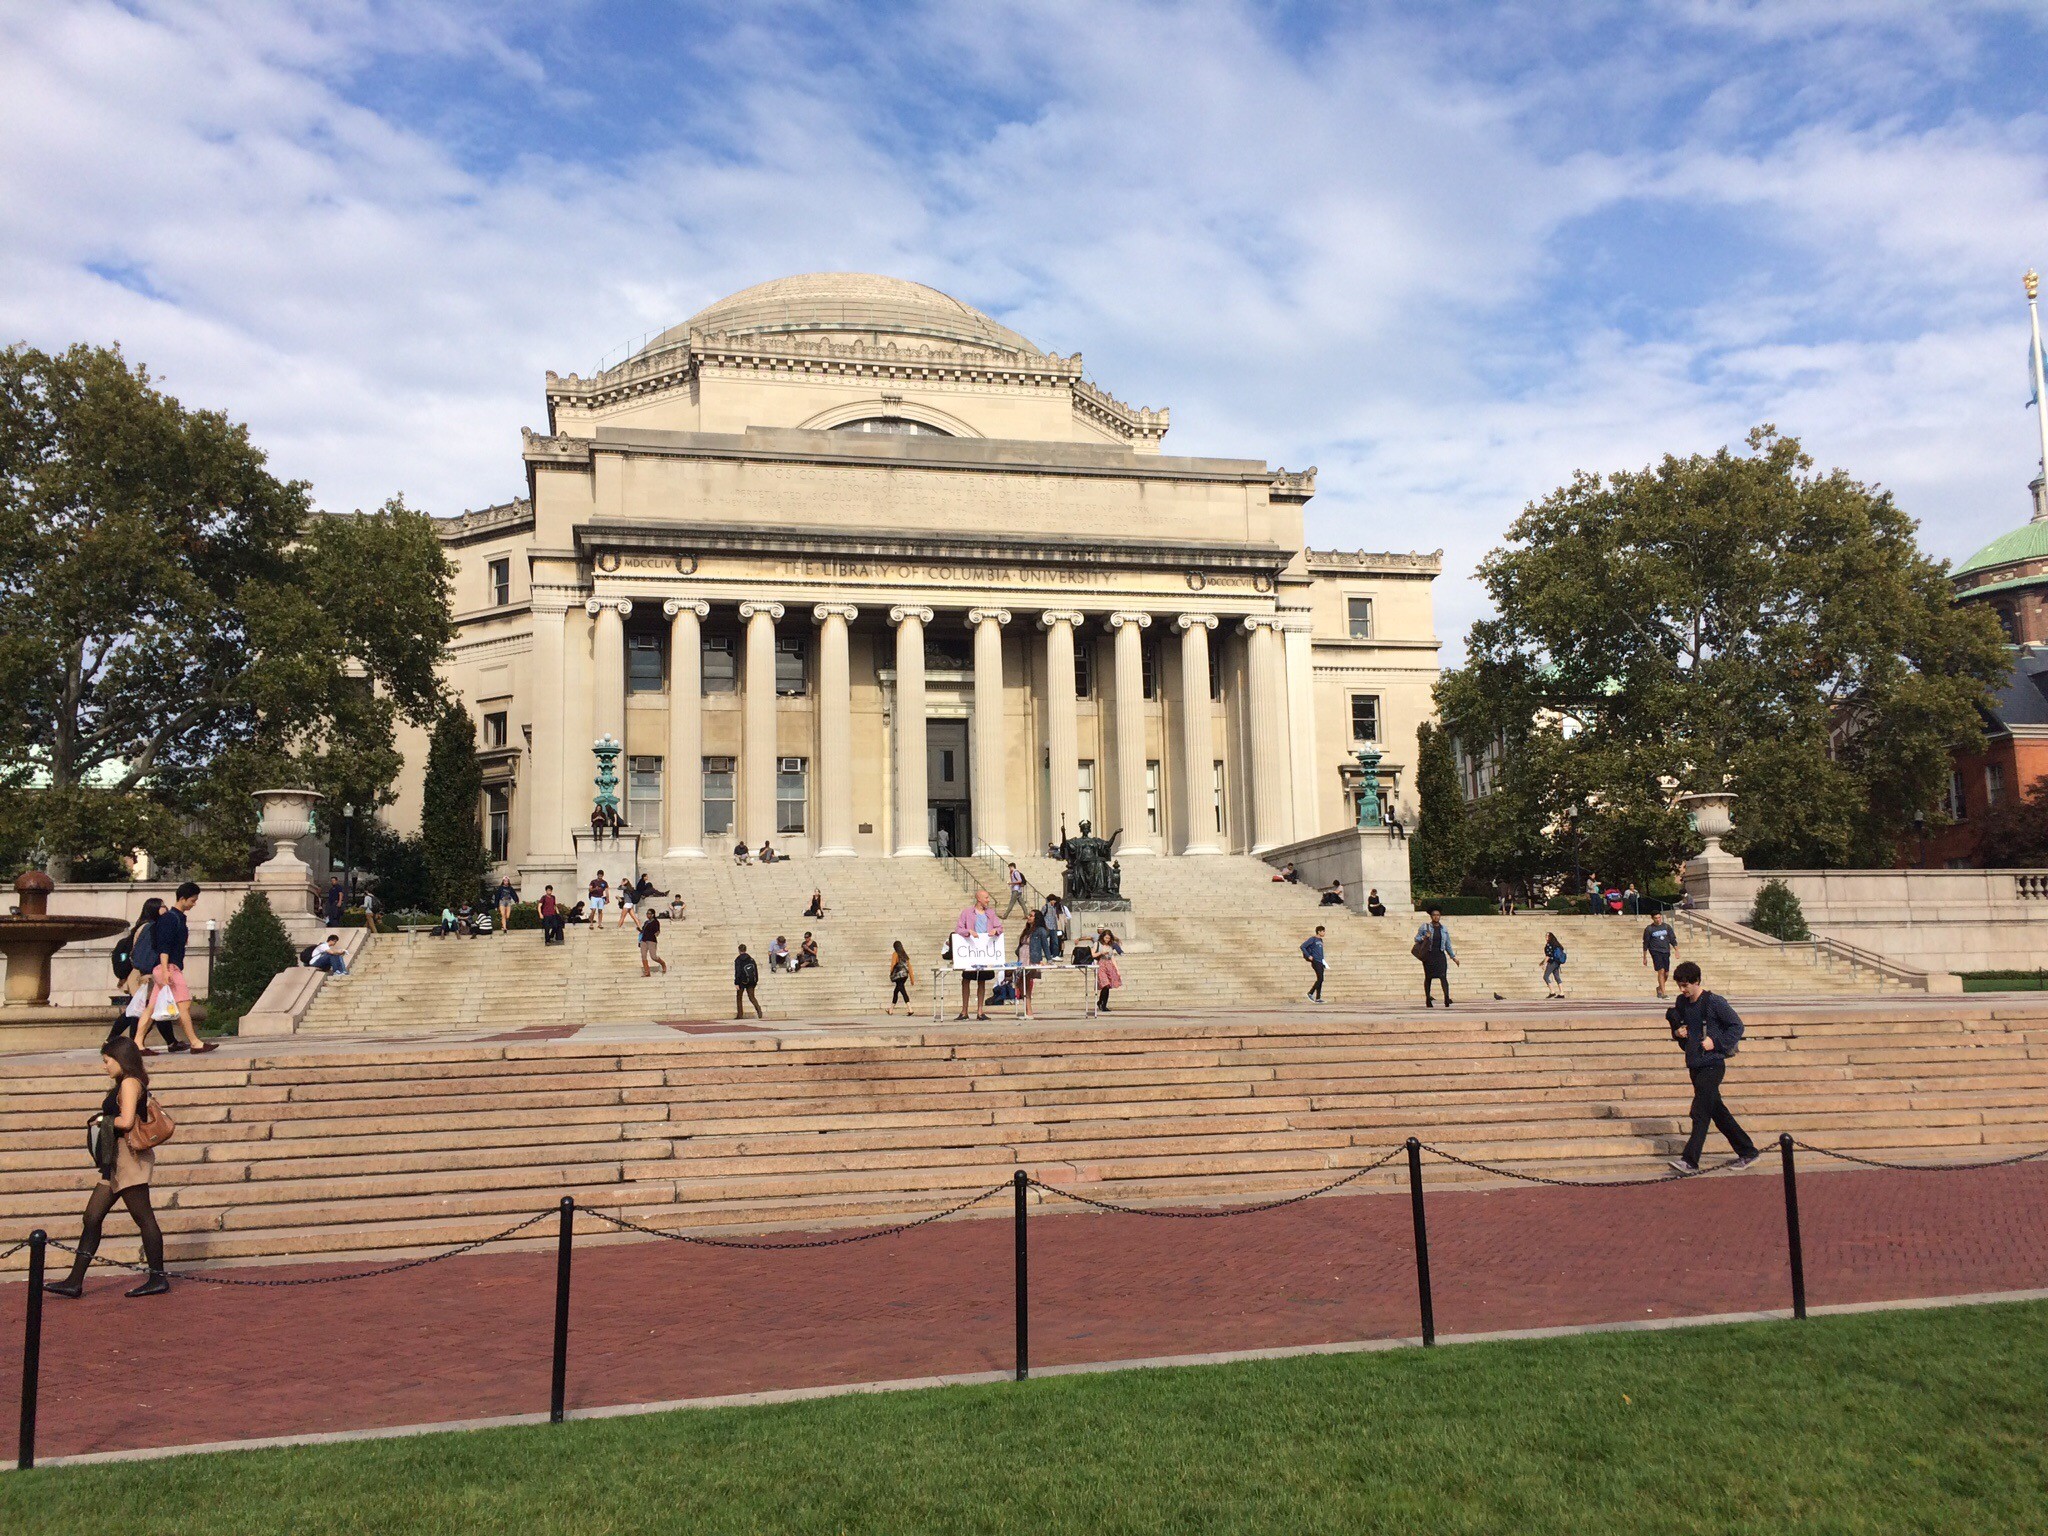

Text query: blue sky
(4, 0), (2046, 657)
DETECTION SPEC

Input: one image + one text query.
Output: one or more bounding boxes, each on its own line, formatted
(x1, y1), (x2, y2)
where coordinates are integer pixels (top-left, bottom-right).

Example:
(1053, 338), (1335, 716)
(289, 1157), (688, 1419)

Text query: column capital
(1038, 609), (1086, 629)
(1175, 612), (1219, 632)
(889, 604), (934, 625)
(585, 597), (633, 618)
(662, 597), (710, 620)
(737, 600), (785, 621)
(1240, 615), (1286, 634)
(812, 603), (860, 624)
(967, 607), (1012, 627)
(1106, 611), (1152, 631)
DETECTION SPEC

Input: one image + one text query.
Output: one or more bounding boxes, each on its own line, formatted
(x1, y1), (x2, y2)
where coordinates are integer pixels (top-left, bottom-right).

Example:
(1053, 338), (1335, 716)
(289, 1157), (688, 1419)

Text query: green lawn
(7, 1302), (2046, 1535)
(1960, 970), (2048, 992)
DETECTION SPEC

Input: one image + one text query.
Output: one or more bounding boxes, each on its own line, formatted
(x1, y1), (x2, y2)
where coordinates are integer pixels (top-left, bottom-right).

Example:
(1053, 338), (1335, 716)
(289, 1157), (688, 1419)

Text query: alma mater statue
(1057, 820), (1124, 903)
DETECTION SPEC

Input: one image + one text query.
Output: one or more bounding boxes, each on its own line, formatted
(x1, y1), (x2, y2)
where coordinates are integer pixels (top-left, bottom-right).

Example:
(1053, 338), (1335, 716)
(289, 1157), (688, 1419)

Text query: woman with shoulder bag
(45, 1036), (172, 1298)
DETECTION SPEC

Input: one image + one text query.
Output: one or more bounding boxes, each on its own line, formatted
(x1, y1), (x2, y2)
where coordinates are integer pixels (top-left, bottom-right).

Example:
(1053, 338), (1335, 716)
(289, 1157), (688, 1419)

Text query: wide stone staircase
(4, 997), (2041, 1270)
(297, 854), (1882, 1035)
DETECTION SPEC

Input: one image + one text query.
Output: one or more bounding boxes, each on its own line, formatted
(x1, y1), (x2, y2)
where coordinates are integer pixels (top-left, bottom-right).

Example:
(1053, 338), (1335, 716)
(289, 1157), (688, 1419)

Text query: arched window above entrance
(828, 417), (951, 436)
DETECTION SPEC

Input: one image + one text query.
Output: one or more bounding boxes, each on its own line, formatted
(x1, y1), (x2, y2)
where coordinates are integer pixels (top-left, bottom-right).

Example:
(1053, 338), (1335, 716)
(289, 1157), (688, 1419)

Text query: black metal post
(1778, 1134), (1806, 1320)
(550, 1197), (574, 1422)
(1013, 1170), (1029, 1381)
(1405, 1138), (1436, 1346)
(18, 1230), (45, 1470)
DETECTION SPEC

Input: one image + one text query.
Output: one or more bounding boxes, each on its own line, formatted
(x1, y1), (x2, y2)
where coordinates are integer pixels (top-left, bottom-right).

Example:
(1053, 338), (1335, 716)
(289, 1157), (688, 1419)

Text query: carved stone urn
(1676, 791), (1749, 914)
(1676, 791), (1735, 854)
(253, 788), (325, 889)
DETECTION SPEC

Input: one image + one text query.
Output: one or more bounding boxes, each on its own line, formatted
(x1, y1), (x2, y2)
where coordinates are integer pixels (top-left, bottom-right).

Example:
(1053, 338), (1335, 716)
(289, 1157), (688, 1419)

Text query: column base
(818, 845), (857, 857)
(893, 846), (934, 858)
(1119, 845), (1159, 856)
(1179, 843), (1222, 856)
(662, 846), (706, 859)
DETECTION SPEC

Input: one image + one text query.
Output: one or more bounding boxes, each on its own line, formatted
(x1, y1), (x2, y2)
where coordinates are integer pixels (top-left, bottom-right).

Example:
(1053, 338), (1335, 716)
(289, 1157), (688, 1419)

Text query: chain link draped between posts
(1027, 1146), (1407, 1218)
(1786, 1138), (2048, 1173)
(1415, 1142), (1750, 1188)
(580, 1181), (1013, 1250)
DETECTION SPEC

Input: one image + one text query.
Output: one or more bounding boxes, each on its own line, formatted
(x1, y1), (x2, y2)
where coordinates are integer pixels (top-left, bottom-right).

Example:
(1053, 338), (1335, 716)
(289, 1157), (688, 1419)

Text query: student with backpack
(1542, 932), (1567, 997)
(1300, 926), (1327, 1003)
(108, 897), (178, 1053)
(1665, 961), (1762, 1173)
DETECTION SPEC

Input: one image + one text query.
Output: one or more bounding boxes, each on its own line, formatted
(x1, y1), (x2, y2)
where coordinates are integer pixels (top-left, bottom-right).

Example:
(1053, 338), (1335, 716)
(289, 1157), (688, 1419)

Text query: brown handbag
(125, 1095), (175, 1153)
(1410, 938), (1430, 962)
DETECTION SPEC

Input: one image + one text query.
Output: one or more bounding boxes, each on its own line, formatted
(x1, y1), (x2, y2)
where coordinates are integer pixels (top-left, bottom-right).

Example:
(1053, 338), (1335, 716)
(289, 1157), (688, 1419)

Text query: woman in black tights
(44, 1036), (169, 1298)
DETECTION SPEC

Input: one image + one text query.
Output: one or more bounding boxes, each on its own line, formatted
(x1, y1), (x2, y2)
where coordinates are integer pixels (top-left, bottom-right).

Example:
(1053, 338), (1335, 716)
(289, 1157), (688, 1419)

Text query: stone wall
(1732, 868), (2048, 975)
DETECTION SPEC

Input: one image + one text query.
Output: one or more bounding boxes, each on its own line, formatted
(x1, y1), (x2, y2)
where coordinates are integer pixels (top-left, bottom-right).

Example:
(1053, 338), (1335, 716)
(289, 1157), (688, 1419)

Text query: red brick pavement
(2, 1163), (2043, 1464)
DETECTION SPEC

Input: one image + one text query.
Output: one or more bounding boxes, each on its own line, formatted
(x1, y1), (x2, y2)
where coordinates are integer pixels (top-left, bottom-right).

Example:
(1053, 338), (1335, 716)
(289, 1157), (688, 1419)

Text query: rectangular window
(1213, 761), (1226, 834)
(1077, 760), (1096, 826)
(775, 636), (808, 696)
(1986, 762), (2007, 806)
(1209, 634), (1222, 701)
(1074, 638), (1092, 699)
(776, 756), (808, 834)
(486, 788), (509, 862)
(627, 632), (664, 693)
(488, 558), (510, 607)
(1346, 596), (1373, 639)
(1351, 694), (1382, 743)
(482, 711), (508, 748)
(627, 756), (662, 840)
(703, 756), (735, 835)
(1141, 640), (1158, 700)
(1145, 760), (1161, 835)
(702, 635), (737, 693)
(1946, 770), (1968, 821)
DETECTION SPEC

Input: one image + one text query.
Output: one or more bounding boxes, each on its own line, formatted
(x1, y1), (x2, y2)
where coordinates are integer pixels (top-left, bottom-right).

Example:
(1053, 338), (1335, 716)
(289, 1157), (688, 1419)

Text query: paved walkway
(3, 1162), (2044, 1463)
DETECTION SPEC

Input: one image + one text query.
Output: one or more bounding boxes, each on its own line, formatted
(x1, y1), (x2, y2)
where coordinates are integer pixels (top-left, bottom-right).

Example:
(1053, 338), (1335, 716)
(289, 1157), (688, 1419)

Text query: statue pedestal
(1067, 899), (1141, 948)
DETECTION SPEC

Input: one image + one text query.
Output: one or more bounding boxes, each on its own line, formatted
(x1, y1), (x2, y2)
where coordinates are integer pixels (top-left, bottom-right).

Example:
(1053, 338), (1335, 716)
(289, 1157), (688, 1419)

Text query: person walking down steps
(1665, 961), (1761, 1174)
(1542, 931), (1567, 997)
(1301, 925), (1327, 1003)
(1413, 907), (1458, 1007)
(44, 1037), (171, 1299)
(638, 911), (668, 977)
(734, 943), (763, 1020)
(887, 940), (914, 1014)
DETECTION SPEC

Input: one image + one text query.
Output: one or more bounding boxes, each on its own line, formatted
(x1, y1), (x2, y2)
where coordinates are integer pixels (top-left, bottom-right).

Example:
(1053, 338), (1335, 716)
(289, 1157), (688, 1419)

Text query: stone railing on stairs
(1668, 908), (1958, 994)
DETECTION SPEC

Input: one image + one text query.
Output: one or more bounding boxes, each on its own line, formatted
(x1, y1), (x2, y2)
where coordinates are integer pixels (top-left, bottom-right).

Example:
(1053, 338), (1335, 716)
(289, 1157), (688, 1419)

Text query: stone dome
(641, 273), (1041, 359)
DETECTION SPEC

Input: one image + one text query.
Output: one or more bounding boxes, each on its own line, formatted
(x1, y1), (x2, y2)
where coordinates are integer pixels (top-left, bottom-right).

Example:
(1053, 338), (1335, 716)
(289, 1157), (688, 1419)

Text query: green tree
(1410, 721), (1469, 894)
(1437, 427), (2006, 876)
(1747, 878), (1812, 941)
(0, 343), (453, 876)
(1974, 774), (2048, 867)
(209, 889), (299, 1027)
(420, 702), (488, 908)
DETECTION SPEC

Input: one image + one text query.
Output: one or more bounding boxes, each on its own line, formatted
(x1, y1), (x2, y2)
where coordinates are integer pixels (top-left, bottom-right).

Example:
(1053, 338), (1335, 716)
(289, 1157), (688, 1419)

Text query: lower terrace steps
(3, 997), (2042, 1270)
(299, 855), (1883, 1035)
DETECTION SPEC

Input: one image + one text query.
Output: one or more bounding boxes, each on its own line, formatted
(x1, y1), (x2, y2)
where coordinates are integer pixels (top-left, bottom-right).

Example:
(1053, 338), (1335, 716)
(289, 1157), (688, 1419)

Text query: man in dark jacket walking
(1665, 961), (1760, 1172)
(734, 943), (763, 1020)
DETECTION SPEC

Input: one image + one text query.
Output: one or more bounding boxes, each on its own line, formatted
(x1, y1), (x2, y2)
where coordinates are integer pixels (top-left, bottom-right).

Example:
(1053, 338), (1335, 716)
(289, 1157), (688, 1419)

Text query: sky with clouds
(4, 0), (2046, 659)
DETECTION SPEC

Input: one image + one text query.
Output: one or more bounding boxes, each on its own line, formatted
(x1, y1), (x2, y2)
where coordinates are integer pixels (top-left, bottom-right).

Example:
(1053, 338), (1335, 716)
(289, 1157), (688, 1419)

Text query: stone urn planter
(253, 788), (324, 887)
(1676, 791), (1736, 855)
(1676, 790), (1749, 915)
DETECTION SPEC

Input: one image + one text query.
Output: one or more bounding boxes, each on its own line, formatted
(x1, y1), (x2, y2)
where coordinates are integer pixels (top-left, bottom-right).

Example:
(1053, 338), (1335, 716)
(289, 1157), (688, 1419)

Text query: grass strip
(6, 1300), (2046, 1534)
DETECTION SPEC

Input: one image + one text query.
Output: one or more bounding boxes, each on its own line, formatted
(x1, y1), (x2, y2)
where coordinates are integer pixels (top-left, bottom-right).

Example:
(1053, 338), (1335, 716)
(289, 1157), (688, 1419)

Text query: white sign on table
(951, 931), (1007, 970)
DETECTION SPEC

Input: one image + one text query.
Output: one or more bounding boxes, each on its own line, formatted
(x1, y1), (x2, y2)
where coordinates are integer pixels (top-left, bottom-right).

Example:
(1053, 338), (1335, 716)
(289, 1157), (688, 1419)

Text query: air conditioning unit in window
(778, 757), (807, 773)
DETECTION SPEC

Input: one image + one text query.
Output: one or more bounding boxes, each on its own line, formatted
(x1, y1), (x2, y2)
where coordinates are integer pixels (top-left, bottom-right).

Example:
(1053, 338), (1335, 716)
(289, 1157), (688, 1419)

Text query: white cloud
(1, 0), (2044, 661)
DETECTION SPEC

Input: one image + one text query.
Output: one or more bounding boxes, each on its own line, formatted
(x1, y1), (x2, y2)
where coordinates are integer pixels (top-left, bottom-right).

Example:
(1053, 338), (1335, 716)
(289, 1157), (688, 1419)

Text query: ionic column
(1283, 621), (1319, 838)
(1040, 610), (1084, 841)
(891, 606), (934, 856)
(739, 600), (783, 846)
(527, 598), (571, 862)
(969, 608), (1011, 855)
(812, 603), (859, 855)
(663, 599), (708, 856)
(1107, 612), (1154, 853)
(588, 596), (631, 751)
(1176, 614), (1220, 854)
(1241, 615), (1292, 853)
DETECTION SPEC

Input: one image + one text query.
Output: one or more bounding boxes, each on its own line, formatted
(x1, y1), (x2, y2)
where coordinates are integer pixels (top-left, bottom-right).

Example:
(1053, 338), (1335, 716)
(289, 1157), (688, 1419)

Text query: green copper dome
(1955, 519), (2048, 582)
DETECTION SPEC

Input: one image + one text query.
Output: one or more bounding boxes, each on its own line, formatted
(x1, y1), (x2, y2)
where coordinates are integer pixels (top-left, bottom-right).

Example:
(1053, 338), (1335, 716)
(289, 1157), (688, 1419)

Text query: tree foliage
(420, 702), (489, 908)
(1974, 775), (2048, 868)
(1747, 878), (1812, 942)
(209, 890), (299, 1026)
(1410, 721), (1469, 894)
(1437, 428), (2005, 879)
(0, 343), (453, 876)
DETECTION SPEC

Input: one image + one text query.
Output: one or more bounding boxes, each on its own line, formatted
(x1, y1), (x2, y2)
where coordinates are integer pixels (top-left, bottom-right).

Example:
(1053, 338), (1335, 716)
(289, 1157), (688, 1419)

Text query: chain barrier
(1027, 1146), (1407, 1218)
(1786, 1138), (2048, 1173)
(580, 1181), (1012, 1250)
(39, 1209), (556, 1286)
(0, 1237), (27, 1264)
(1417, 1141), (1747, 1188)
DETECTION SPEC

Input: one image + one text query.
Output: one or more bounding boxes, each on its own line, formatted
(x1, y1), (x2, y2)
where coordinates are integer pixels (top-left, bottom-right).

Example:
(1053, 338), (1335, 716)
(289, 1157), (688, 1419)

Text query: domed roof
(643, 273), (1041, 358)
(1956, 519), (2048, 582)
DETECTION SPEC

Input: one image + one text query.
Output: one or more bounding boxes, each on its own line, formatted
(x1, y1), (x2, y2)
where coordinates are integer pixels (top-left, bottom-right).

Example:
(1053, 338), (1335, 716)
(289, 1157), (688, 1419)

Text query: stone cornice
(1305, 548), (1444, 576)
(434, 497), (535, 547)
(573, 520), (1293, 578)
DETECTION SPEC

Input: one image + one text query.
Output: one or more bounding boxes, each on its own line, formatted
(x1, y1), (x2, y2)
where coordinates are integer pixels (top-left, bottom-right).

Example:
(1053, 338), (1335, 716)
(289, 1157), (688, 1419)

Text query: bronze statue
(1058, 819), (1123, 902)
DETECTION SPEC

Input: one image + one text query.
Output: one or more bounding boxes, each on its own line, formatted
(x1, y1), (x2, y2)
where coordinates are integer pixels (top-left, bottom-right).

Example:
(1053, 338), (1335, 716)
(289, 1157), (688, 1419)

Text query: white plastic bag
(150, 984), (180, 1022)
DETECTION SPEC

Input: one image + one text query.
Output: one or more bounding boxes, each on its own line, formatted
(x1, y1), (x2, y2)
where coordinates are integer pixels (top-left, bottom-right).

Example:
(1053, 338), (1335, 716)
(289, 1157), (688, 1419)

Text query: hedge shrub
(1747, 878), (1812, 942)
(209, 891), (298, 1029)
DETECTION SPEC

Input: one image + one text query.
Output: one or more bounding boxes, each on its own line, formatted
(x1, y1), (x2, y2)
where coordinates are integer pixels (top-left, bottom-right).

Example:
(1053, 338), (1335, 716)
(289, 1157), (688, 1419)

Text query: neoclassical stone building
(395, 274), (1440, 886)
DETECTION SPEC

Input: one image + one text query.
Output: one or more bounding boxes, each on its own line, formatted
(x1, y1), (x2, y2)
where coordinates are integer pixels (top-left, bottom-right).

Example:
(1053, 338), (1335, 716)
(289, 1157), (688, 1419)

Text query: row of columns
(539, 597), (1301, 861)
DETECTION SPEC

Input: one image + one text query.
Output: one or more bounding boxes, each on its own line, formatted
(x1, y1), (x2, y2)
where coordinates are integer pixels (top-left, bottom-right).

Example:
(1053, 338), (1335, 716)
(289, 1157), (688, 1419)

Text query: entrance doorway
(927, 719), (972, 856)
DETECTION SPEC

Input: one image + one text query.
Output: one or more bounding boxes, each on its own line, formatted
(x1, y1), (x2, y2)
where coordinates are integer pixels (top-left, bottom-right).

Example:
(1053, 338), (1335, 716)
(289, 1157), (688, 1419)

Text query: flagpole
(2029, 269), (2048, 521)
